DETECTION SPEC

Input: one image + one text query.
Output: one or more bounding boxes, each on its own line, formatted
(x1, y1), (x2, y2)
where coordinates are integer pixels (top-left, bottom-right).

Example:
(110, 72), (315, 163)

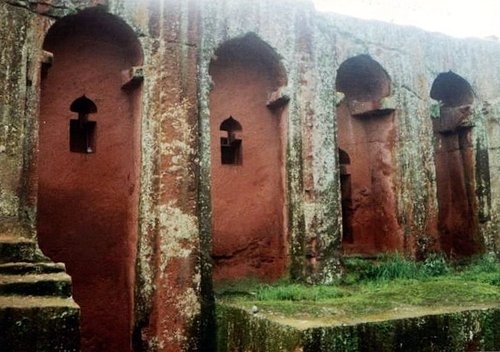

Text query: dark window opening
(69, 95), (97, 153)
(220, 116), (242, 165)
(339, 148), (353, 243)
(70, 120), (96, 153)
(221, 137), (241, 164)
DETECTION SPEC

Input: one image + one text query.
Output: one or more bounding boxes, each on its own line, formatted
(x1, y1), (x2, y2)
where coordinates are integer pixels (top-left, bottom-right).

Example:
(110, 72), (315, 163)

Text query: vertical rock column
(0, 3), (80, 351)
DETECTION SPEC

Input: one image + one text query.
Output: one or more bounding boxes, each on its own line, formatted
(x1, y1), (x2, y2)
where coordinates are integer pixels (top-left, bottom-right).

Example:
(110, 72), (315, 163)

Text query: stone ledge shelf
(432, 104), (474, 134)
(121, 66), (144, 90)
(216, 303), (499, 352)
(40, 50), (53, 65)
(0, 296), (79, 351)
(348, 96), (396, 117)
(266, 92), (290, 111)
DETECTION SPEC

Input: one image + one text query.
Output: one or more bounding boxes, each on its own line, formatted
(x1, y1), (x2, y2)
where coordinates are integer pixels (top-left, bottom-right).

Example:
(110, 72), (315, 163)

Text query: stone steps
(0, 296), (80, 351)
(0, 232), (71, 299)
(0, 272), (72, 297)
(0, 295), (79, 308)
(0, 221), (80, 350)
(0, 262), (66, 275)
(0, 235), (46, 264)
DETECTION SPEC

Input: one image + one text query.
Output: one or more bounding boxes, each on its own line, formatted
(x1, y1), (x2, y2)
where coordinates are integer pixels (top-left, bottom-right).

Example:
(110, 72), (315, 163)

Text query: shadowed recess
(430, 71), (474, 107)
(336, 54), (391, 101)
(211, 32), (287, 89)
(43, 7), (143, 64)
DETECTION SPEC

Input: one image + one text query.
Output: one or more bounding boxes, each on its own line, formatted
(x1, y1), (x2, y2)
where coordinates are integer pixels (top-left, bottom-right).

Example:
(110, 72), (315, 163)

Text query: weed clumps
(354, 253), (450, 282)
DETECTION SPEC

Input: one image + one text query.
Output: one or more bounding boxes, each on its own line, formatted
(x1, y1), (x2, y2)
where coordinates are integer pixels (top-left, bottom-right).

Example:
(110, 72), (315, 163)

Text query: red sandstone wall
(434, 130), (481, 256)
(337, 102), (403, 255)
(37, 16), (141, 352)
(209, 50), (287, 281)
(430, 72), (483, 257)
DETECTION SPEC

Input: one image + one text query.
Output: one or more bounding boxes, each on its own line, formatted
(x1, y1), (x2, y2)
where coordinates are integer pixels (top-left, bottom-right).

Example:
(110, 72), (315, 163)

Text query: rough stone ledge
(5, 0), (78, 18)
(216, 303), (500, 352)
(0, 272), (72, 297)
(0, 239), (46, 263)
(0, 296), (80, 352)
(0, 295), (79, 308)
(0, 262), (66, 275)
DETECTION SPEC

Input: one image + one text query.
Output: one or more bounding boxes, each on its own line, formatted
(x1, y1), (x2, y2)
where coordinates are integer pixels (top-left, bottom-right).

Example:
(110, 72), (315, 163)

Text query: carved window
(69, 95), (97, 153)
(220, 116), (242, 165)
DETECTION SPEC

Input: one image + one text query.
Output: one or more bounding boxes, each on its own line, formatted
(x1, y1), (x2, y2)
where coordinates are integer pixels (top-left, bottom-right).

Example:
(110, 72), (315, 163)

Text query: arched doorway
(209, 33), (288, 281)
(430, 71), (483, 256)
(37, 9), (143, 351)
(335, 55), (403, 255)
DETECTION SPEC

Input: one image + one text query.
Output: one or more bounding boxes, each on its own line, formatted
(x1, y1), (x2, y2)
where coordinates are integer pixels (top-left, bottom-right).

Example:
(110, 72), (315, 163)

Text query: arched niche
(430, 71), (474, 107)
(37, 8), (143, 352)
(336, 54), (393, 116)
(209, 33), (288, 281)
(430, 71), (483, 256)
(431, 71), (474, 134)
(335, 55), (402, 255)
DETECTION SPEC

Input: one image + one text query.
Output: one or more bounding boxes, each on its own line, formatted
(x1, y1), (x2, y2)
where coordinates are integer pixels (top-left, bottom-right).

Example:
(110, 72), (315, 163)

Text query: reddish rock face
(209, 36), (287, 281)
(337, 103), (403, 254)
(37, 11), (142, 352)
(431, 71), (483, 257)
(434, 129), (480, 256)
(336, 55), (403, 255)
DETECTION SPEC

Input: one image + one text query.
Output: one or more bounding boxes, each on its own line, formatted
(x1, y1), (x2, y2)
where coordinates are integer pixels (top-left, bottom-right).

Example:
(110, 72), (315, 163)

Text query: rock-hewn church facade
(0, 0), (498, 350)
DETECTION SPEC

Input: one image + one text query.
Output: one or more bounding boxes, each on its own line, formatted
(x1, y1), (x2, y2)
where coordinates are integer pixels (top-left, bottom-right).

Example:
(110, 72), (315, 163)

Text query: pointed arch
(70, 95), (97, 114)
(220, 116), (242, 132)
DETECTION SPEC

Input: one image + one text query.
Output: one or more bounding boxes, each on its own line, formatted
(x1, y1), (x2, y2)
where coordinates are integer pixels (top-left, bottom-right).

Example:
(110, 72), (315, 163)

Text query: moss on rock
(217, 303), (499, 352)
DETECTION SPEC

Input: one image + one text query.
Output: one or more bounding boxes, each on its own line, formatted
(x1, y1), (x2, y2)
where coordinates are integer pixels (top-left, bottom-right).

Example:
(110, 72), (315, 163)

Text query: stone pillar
(0, 2), (80, 351)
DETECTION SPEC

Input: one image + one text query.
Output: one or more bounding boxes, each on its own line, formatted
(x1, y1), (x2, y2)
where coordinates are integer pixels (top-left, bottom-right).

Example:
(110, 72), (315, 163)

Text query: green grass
(216, 254), (500, 322)
(253, 283), (346, 301)
(342, 252), (451, 283)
